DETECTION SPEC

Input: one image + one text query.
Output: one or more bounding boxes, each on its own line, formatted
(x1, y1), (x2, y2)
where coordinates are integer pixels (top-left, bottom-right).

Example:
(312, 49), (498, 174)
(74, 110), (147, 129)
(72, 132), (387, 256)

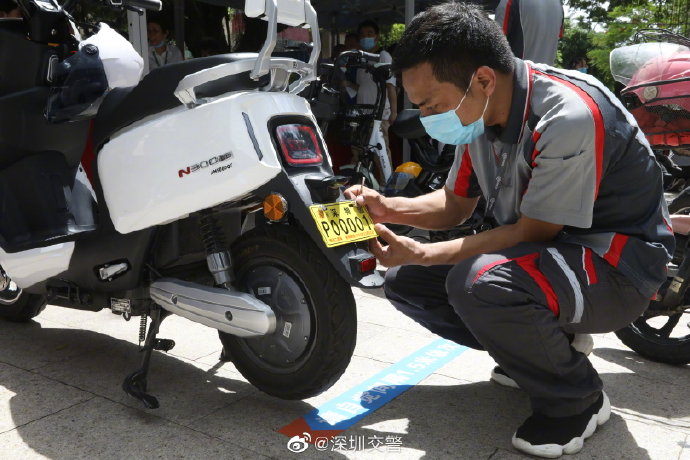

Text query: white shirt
(148, 44), (183, 70)
(355, 49), (396, 120)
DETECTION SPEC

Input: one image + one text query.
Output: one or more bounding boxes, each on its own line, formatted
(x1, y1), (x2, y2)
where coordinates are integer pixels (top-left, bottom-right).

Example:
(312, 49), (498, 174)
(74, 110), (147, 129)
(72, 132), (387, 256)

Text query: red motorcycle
(610, 30), (690, 364)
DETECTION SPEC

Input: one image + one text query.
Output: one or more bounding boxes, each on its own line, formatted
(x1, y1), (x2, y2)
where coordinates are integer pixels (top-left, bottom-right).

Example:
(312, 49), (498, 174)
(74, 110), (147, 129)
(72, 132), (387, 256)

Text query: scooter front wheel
(219, 225), (357, 400)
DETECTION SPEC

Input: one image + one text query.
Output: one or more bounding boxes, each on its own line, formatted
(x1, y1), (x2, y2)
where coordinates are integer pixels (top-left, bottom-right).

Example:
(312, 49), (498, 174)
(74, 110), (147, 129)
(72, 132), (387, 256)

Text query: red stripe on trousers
(472, 253), (560, 316)
(514, 253), (560, 316)
(603, 234), (629, 267)
(533, 70), (605, 199)
(472, 257), (512, 284)
(583, 248), (598, 284)
(453, 146), (473, 197)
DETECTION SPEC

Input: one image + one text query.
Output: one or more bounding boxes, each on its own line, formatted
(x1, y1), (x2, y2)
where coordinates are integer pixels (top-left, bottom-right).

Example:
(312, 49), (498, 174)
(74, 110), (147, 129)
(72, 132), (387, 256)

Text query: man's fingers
(343, 185), (360, 200)
(369, 235), (385, 258)
(374, 223), (396, 244)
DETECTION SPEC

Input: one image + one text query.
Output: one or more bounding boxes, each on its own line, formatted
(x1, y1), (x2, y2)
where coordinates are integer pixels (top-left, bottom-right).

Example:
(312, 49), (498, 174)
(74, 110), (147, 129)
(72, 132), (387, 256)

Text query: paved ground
(0, 283), (688, 460)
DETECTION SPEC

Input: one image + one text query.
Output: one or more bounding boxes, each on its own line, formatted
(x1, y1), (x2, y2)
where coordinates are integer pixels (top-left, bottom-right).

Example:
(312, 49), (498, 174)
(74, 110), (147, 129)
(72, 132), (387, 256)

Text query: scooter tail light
(275, 124), (324, 166)
(358, 257), (377, 274)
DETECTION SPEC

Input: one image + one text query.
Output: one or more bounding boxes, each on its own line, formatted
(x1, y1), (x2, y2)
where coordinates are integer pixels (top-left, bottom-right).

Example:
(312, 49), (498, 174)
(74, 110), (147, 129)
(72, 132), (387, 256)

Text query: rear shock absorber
(199, 210), (234, 287)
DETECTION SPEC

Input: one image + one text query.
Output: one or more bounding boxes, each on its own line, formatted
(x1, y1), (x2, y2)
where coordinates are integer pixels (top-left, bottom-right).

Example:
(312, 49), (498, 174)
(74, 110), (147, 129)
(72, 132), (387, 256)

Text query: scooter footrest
(153, 338), (175, 352)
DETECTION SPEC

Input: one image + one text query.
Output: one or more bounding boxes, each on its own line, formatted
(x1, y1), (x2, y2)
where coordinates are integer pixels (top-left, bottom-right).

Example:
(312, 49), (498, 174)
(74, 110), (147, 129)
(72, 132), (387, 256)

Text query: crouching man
(345, 3), (673, 457)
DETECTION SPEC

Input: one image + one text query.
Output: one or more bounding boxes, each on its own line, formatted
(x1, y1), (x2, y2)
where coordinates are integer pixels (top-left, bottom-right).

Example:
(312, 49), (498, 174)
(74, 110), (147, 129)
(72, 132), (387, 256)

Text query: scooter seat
(93, 53), (265, 148)
(390, 109), (426, 139)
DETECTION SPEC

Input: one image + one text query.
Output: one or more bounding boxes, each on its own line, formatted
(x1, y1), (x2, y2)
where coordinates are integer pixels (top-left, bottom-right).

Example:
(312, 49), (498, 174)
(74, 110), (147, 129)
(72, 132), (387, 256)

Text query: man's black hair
(357, 20), (379, 35)
(392, 2), (514, 91)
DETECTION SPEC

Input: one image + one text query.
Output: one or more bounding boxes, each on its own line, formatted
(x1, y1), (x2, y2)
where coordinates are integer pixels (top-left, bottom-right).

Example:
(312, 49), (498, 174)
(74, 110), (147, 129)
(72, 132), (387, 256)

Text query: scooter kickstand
(122, 306), (174, 409)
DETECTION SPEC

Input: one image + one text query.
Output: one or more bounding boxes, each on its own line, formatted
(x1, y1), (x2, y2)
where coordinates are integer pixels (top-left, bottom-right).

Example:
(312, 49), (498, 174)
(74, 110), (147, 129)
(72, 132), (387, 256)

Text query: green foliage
(560, 0), (690, 90)
(379, 23), (405, 49)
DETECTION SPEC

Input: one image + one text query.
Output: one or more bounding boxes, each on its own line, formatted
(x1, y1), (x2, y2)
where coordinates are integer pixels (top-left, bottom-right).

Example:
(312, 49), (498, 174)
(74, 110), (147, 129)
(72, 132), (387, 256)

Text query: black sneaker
(512, 391), (610, 458)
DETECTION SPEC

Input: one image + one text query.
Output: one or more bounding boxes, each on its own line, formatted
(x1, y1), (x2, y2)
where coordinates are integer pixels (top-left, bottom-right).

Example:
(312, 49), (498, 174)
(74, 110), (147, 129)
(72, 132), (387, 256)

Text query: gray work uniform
(491, 0), (564, 65)
(385, 58), (674, 417)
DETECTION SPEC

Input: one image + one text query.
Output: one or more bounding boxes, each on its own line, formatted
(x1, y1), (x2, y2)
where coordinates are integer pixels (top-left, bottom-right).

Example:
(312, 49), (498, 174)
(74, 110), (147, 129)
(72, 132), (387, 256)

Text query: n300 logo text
(178, 152), (233, 178)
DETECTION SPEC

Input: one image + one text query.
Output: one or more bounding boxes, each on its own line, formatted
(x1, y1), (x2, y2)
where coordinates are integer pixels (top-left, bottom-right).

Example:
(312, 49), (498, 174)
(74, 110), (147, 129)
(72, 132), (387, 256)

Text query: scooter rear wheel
(219, 225), (357, 400)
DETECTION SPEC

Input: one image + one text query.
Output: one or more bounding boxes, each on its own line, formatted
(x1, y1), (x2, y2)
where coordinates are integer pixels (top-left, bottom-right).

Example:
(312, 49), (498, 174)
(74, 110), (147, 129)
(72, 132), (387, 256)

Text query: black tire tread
(0, 293), (47, 323)
(615, 321), (690, 365)
(220, 225), (357, 399)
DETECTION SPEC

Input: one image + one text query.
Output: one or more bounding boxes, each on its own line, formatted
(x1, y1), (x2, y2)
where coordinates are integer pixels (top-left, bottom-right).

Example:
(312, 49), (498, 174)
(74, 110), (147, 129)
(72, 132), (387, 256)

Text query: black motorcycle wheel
(0, 292), (47, 322)
(615, 312), (690, 365)
(219, 225), (357, 400)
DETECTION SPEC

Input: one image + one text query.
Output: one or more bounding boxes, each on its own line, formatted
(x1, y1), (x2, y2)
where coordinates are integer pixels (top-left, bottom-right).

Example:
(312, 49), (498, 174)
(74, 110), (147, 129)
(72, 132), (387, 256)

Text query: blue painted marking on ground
(303, 338), (467, 431)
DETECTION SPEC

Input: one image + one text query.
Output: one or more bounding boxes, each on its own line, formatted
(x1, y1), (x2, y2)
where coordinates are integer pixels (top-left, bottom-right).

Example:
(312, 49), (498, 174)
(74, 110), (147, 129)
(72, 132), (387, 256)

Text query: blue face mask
(420, 74), (490, 145)
(577, 67), (588, 73)
(360, 37), (376, 50)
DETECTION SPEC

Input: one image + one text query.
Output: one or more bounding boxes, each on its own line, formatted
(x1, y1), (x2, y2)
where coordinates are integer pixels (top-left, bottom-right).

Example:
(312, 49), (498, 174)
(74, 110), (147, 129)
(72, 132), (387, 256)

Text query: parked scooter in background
(310, 50), (393, 190)
(609, 29), (690, 364)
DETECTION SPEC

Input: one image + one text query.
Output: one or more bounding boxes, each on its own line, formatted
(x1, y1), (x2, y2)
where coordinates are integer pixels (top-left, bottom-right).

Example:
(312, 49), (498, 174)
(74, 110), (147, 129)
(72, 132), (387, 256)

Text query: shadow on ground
(0, 318), (686, 459)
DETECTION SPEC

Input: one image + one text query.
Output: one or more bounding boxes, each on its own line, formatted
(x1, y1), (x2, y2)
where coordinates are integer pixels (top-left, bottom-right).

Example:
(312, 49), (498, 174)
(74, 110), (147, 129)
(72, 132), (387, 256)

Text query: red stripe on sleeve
(453, 146), (474, 197)
(583, 248), (598, 285)
(530, 130), (542, 167)
(663, 217), (673, 235)
(515, 253), (560, 316)
(603, 234), (629, 267)
(502, 0), (513, 34)
(533, 70), (605, 199)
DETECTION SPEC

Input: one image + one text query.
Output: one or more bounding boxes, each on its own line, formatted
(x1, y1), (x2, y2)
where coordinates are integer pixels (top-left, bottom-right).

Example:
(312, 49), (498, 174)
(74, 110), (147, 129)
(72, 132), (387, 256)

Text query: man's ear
(475, 66), (496, 97)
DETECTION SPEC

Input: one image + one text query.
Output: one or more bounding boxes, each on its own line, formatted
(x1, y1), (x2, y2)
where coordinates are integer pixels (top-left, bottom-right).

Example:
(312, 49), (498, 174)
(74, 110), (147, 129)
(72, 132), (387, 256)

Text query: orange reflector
(359, 257), (377, 273)
(263, 193), (288, 222)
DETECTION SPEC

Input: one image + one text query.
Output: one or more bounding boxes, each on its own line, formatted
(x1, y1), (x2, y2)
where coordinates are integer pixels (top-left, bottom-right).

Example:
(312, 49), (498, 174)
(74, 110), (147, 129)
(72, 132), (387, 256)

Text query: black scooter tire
(219, 225), (357, 400)
(0, 293), (47, 322)
(615, 316), (690, 365)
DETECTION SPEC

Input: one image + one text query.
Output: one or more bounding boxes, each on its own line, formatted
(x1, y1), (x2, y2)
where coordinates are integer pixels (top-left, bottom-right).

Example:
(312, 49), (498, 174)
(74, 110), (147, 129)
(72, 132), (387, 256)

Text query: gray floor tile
(0, 397), (268, 460)
(0, 363), (92, 433)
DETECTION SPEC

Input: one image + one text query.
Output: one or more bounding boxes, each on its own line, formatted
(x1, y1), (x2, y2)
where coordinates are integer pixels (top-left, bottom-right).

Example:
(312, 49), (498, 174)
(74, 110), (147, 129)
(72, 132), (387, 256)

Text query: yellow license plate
(309, 201), (378, 248)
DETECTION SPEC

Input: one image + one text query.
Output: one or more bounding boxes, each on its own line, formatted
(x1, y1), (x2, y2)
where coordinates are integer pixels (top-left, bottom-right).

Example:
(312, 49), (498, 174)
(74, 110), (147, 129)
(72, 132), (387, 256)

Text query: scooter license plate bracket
(308, 201), (378, 248)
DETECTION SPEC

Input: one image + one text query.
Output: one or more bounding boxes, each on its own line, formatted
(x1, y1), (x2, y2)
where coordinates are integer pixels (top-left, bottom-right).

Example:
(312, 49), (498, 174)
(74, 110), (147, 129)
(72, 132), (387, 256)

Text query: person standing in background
(147, 18), (183, 70)
(342, 20), (398, 182)
(473, 0), (564, 66)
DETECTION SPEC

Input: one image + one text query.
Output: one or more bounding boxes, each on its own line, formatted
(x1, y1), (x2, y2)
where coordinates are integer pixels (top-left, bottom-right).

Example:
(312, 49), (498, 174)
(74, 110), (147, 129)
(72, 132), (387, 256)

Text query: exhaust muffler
(150, 278), (276, 337)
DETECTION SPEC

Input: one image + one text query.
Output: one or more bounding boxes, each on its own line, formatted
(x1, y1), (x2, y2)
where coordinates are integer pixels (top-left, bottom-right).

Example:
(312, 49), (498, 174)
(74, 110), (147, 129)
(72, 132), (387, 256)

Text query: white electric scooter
(0, 0), (382, 408)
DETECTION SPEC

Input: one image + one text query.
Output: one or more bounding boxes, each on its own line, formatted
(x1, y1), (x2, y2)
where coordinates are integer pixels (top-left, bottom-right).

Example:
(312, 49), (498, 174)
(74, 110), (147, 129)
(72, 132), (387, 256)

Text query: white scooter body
(99, 91), (314, 234)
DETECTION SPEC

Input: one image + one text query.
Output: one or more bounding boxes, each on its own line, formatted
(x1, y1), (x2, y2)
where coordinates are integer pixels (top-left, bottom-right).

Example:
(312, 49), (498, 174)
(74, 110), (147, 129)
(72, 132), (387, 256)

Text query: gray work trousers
(384, 241), (649, 417)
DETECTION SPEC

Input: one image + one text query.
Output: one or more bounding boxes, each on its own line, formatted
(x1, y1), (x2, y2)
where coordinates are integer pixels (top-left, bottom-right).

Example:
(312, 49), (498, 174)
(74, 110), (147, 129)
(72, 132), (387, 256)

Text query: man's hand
(343, 184), (389, 223)
(369, 224), (427, 267)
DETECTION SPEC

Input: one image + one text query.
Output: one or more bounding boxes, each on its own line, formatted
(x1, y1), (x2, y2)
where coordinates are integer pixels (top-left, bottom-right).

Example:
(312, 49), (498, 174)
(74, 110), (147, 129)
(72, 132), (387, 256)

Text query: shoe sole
(490, 368), (520, 389)
(511, 391), (611, 458)
(572, 334), (594, 356)
(491, 335), (594, 391)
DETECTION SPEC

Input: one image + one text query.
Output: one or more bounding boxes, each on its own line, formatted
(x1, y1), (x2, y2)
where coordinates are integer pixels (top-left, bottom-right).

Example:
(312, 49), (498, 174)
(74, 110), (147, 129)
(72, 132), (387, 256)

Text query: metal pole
(128, 9), (149, 75)
(402, 0), (415, 162)
(174, 0), (185, 58)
